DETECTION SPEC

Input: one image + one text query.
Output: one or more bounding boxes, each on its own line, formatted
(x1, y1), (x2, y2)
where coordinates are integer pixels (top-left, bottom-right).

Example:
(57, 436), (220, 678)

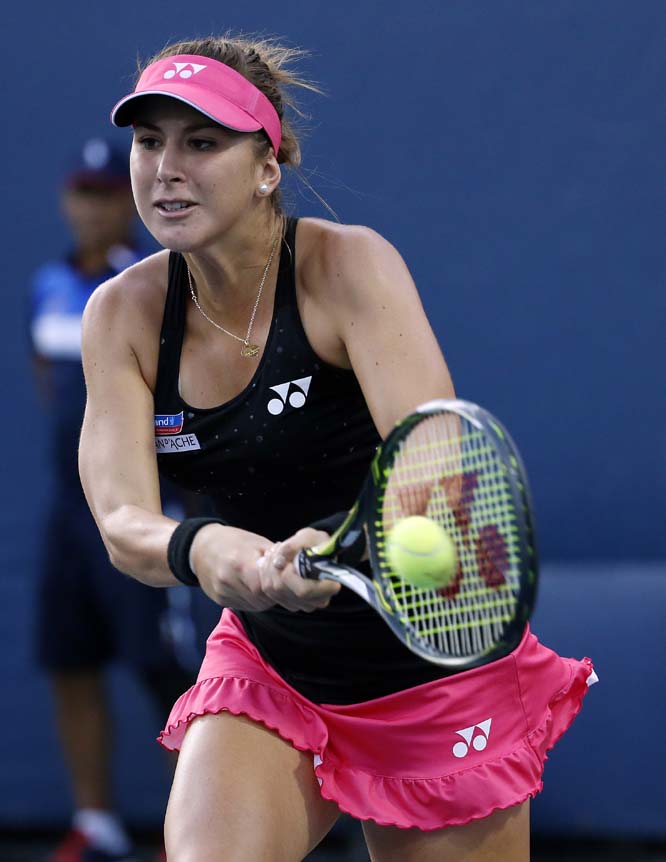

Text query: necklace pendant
(241, 342), (260, 358)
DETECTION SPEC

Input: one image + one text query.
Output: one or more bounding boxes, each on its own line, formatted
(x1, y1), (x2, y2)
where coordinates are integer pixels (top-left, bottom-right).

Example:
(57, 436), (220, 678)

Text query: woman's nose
(156, 143), (185, 184)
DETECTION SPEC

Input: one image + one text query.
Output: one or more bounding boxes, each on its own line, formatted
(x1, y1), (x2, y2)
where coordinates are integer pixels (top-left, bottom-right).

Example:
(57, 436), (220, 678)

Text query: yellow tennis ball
(387, 516), (457, 589)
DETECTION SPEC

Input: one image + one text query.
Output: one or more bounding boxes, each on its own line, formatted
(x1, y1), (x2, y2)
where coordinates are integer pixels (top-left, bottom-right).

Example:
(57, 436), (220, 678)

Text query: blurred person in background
(29, 138), (197, 862)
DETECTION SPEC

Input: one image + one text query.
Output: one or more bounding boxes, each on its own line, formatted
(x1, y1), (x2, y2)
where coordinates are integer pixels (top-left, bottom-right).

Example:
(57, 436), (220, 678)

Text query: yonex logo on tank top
(452, 718), (492, 758)
(163, 62), (207, 80)
(267, 376), (312, 416)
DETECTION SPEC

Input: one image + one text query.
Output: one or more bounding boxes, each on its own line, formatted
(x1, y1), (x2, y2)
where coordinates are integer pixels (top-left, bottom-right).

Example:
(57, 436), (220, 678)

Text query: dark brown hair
(140, 34), (335, 218)
(144, 34), (320, 168)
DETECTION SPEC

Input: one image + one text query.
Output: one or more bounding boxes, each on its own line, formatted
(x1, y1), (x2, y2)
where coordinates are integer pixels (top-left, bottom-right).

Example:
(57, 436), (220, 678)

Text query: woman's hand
(189, 524), (272, 609)
(257, 527), (342, 612)
(189, 525), (340, 611)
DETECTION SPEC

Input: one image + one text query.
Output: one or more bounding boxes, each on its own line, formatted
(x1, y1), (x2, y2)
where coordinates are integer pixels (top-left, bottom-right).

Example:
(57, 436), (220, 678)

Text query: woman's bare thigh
(164, 711), (340, 862)
(361, 801), (530, 862)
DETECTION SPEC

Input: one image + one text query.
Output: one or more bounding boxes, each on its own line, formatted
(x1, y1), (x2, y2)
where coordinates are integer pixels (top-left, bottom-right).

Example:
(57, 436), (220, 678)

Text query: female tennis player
(79, 34), (595, 862)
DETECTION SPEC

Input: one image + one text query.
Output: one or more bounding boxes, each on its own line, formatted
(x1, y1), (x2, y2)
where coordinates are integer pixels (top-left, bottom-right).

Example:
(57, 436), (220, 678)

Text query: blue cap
(65, 137), (130, 189)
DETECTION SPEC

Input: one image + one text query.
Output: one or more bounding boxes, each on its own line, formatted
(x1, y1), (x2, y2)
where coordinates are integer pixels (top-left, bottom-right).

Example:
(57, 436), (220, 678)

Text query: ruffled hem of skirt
(158, 674), (324, 754)
(316, 657), (596, 830)
(158, 656), (595, 831)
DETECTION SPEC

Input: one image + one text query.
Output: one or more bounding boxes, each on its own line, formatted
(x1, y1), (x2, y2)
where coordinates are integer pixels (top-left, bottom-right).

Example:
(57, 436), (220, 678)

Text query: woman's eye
(190, 138), (215, 151)
(137, 136), (160, 150)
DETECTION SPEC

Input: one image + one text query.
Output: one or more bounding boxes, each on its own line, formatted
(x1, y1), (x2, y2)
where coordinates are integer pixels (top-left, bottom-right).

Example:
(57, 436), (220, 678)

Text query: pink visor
(111, 54), (282, 157)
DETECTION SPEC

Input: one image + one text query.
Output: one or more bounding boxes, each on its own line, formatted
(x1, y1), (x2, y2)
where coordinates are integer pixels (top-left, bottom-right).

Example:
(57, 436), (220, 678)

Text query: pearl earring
(258, 183), (269, 195)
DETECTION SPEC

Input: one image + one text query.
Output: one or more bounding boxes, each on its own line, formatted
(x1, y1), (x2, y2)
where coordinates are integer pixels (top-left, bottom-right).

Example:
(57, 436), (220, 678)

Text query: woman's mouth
(155, 200), (196, 216)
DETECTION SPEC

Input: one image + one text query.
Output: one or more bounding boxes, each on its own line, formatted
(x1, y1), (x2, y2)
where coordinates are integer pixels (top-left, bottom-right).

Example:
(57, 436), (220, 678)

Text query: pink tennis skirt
(159, 608), (596, 831)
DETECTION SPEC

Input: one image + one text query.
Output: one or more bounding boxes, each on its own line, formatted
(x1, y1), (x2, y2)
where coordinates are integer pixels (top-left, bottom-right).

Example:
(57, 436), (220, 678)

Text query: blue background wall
(1, 0), (664, 839)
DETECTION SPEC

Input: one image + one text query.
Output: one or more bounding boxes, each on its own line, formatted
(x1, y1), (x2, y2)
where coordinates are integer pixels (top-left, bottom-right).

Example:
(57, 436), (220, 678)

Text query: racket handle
(297, 549), (319, 580)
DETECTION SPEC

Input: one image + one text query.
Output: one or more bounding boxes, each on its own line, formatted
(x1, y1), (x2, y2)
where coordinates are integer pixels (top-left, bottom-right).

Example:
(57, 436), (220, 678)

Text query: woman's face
(130, 96), (266, 252)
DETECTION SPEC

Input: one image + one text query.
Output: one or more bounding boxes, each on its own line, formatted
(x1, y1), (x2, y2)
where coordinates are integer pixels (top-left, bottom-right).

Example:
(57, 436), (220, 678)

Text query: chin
(147, 225), (205, 254)
(158, 238), (198, 253)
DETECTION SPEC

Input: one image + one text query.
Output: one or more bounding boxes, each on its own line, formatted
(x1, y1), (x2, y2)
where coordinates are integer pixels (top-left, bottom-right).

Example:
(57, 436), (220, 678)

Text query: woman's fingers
(259, 532), (341, 611)
(194, 524), (342, 612)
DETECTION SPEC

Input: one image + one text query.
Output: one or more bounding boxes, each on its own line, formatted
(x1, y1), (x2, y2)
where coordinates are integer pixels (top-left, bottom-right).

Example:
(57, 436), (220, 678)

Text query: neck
(184, 209), (283, 311)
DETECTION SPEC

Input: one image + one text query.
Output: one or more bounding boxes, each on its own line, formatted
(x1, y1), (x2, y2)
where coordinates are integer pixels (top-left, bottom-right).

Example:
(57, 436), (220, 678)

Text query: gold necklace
(186, 236), (279, 358)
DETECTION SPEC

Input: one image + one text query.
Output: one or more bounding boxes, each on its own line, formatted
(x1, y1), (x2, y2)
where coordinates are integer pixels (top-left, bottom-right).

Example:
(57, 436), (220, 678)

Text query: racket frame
(299, 399), (539, 670)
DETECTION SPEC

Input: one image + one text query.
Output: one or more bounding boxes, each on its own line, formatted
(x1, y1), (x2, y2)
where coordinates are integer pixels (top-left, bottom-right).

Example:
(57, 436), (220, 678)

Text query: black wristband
(167, 517), (227, 587)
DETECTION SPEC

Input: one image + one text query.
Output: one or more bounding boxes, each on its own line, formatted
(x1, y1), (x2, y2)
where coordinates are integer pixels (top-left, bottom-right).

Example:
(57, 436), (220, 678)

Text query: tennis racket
(297, 399), (538, 671)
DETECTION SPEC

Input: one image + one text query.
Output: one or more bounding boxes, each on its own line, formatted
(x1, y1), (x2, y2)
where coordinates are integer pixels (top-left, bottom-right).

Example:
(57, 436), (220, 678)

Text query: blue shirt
(29, 246), (141, 492)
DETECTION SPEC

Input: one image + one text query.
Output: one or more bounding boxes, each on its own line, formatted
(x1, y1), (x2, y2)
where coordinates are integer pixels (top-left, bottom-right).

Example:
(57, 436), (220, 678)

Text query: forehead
(131, 95), (222, 129)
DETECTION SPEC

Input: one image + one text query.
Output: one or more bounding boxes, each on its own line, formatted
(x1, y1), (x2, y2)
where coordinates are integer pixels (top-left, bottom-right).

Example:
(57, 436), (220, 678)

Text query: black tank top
(154, 218), (448, 703)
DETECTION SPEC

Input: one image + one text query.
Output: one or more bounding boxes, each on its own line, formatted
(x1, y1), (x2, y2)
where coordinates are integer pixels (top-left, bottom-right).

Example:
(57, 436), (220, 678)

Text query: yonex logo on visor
(110, 53), (282, 157)
(163, 62), (207, 80)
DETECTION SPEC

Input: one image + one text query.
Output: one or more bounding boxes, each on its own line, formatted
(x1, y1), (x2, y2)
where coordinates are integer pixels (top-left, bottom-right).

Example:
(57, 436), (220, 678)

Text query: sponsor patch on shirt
(155, 433), (201, 454)
(154, 411), (184, 435)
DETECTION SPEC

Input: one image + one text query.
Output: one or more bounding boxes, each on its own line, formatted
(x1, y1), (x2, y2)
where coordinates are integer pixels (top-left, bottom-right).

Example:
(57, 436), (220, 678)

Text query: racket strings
(376, 412), (523, 657)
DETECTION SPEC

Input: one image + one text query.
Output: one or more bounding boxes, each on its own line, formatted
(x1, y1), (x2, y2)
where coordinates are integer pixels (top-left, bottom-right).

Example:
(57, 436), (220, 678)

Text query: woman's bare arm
(78, 270), (180, 585)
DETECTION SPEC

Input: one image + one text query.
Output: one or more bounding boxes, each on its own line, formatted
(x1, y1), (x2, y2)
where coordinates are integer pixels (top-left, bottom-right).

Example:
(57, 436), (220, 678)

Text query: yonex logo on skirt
(452, 718), (492, 758)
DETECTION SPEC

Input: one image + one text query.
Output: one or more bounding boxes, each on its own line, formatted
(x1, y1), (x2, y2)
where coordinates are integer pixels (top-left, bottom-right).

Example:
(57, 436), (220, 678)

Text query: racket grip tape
(297, 549), (319, 580)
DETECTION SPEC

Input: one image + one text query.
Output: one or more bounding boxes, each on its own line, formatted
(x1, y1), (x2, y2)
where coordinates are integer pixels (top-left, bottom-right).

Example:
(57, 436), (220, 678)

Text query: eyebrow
(133, 120), (224, 133)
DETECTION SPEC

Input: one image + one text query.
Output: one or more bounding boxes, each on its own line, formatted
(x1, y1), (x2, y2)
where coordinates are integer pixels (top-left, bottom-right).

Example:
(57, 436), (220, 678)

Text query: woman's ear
(256, 153), (281, 196)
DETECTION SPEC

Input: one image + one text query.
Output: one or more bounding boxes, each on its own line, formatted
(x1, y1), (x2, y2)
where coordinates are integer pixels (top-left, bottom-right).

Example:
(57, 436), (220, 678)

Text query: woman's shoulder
(296, 217), (392, 266)
(81, 250), (171, 387)
(84, 250), (170, 326)
(295, 217), (407, 304)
